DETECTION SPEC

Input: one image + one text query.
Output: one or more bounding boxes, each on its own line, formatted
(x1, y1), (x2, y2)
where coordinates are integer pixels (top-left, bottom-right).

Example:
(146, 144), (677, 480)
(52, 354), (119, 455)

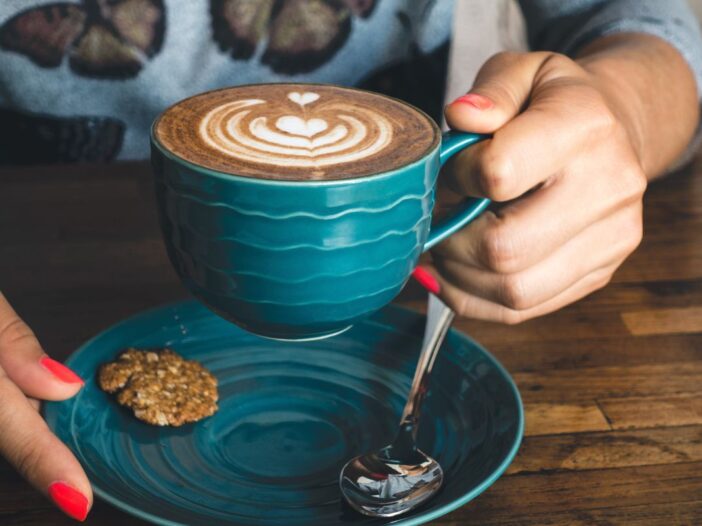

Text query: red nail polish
(452, 93), (493, 110)
(48, 482), (89, 522)
(412, 266), (441, 294)
(40, 357), (84, 385)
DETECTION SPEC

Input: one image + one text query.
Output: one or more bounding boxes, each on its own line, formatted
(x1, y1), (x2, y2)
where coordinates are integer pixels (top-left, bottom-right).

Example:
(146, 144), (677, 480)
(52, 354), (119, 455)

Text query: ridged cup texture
(151, 146), (440, 339)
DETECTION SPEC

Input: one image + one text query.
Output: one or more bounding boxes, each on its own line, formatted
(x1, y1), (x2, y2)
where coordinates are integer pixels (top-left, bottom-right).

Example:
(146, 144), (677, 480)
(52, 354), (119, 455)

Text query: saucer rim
(45, 300), (524, 526)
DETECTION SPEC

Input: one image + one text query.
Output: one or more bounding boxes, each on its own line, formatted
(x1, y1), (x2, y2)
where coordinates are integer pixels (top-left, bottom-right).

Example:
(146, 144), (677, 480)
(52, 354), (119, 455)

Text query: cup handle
(422, 131), (491, 252)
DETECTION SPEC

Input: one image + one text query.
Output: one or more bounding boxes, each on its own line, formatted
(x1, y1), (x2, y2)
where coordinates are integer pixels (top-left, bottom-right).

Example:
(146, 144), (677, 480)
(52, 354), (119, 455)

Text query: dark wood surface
(1, 158), (702, 525)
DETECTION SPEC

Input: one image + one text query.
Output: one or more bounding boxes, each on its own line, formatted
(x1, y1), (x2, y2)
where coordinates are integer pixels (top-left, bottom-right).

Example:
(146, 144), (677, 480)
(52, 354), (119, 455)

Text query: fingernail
(40, 357), (84, 385)
(48, 482), (89, 522)
(412, 266), (441, 294)
(451, 93), (493, 110)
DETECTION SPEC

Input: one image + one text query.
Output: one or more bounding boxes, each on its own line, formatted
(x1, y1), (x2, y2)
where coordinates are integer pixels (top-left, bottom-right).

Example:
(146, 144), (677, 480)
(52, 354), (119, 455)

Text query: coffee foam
(155, 85), (439, 181)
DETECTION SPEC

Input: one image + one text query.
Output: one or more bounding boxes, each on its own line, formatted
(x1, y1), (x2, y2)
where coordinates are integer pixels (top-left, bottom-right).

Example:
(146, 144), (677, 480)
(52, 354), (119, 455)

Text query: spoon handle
(398, 293), (455, 441)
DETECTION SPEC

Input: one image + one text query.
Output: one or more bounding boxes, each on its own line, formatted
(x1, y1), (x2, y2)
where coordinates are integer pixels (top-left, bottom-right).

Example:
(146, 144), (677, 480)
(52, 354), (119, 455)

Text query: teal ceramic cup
(151, 91), (489, 341)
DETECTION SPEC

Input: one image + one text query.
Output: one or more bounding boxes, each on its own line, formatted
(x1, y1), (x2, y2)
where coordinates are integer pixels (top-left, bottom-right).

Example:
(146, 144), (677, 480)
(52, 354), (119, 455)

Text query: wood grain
(514, 362), (702, 403)
(622, 307), (702, 335)
(1, 159), (702, 525)
(454, 462), (702, 524)
(475, 333), (702, 372)
(437, 501), (702, 525)
(509, 425), (702, 474)
(523, 403), (610, 436)
(600, 395), (702, 430)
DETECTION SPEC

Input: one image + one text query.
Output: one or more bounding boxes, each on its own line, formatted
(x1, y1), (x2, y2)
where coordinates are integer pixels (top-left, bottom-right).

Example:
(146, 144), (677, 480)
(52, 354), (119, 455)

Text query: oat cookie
(98, 348), (218, 426)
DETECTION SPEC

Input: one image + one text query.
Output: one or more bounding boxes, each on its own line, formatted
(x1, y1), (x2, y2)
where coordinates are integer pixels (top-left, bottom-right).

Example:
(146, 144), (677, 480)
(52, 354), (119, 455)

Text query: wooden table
(1, 158), (701, 525)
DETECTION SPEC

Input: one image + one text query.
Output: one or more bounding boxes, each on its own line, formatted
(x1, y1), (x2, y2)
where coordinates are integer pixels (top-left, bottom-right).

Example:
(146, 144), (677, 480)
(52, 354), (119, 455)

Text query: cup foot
(245, 325), (353, 342)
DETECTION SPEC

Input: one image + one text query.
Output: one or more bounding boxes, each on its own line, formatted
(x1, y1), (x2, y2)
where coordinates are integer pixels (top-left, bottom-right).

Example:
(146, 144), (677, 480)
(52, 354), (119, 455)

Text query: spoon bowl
(340, 292), (455, 517)
(340, 442), (443, 517)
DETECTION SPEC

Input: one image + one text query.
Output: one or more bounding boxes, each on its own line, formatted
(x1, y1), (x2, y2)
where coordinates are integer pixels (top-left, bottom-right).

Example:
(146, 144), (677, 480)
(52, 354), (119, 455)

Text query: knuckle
(481, 220), (519, 273)
(599, 272), (614, 289)
(482, 51), (526, 73)
(535, 53), (584, 85)
(606, 162), (646, 209)
(622, 210), (644, 254)
(451, 294), (472, 320)
(0, 371), (16, 412)
(450, 291), (526, 325)
(589, 100), (619, 137)
(0, 317), (36, 350)
(491, 50), (521, 63)
(499, 307), (524, 325)
(477, 145), (515, 201)
(498, 274), (531, 310)
(0, 371), (22, 423)
(573, 85), (619, 138)
(14, 435), (47, 481)
(592, 271), (614, 293)
(623, 165), (648, 201)
(539, 52), (572, 73)
(0, 372), (51, 483)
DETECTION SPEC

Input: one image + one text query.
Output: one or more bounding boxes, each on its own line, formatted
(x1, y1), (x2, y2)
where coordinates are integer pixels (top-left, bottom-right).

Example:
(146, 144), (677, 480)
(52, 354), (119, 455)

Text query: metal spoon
(340, 293), (455, 517)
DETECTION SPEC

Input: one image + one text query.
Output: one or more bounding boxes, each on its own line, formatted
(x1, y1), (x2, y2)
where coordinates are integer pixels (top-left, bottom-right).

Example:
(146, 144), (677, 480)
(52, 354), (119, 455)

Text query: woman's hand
(0, 293), (91, 521)
(424, 35), (698, 323)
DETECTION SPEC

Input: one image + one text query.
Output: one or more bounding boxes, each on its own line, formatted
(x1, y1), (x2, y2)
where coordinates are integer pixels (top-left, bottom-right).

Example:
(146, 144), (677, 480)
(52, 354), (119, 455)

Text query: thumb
(445, 51), (554, 134)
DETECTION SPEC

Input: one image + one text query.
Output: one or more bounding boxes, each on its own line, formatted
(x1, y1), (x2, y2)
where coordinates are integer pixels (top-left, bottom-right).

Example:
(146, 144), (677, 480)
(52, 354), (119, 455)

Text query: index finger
(0, 364), (92, 521)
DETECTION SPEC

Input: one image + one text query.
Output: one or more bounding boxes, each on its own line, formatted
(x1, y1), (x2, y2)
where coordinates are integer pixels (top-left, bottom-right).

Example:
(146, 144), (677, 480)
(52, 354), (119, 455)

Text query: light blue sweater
(0, 0), (700, 164)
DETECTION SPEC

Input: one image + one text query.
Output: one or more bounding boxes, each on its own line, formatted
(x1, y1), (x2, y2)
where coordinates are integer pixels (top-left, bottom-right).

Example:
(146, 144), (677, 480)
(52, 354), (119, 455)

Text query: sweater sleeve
(518, 0), (702, 97)
(518, 0), (702, 166)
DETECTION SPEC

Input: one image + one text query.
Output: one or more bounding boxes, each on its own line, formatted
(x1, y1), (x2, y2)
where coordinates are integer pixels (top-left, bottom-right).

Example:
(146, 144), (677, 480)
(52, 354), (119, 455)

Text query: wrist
(577, 53), (647, 167)
(575, 33), (699, 177)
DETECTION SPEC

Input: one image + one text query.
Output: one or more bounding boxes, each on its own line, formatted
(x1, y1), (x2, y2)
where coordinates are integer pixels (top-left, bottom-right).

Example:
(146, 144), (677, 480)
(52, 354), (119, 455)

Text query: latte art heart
(155, 84), (439, 180)
(275, 116), (328, 137)
(288, 92), (320, 106)
(198, 91), (394, 169)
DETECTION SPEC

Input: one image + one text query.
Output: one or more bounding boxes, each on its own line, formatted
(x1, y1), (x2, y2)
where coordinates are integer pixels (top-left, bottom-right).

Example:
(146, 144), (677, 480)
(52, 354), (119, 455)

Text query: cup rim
(150, 82), (442, 187)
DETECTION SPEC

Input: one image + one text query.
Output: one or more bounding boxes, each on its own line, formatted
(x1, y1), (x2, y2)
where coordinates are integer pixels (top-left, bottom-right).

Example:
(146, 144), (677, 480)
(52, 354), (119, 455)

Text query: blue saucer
(44, 301), (523, 526)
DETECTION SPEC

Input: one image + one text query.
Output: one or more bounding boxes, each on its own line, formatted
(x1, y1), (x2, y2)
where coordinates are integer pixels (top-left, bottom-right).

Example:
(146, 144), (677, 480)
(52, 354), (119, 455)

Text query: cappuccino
(154, 84), (439, 181)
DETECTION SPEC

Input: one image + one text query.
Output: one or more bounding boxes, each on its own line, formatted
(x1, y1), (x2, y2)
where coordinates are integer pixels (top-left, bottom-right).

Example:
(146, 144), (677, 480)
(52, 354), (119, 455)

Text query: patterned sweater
(0, 0), (700, 164)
